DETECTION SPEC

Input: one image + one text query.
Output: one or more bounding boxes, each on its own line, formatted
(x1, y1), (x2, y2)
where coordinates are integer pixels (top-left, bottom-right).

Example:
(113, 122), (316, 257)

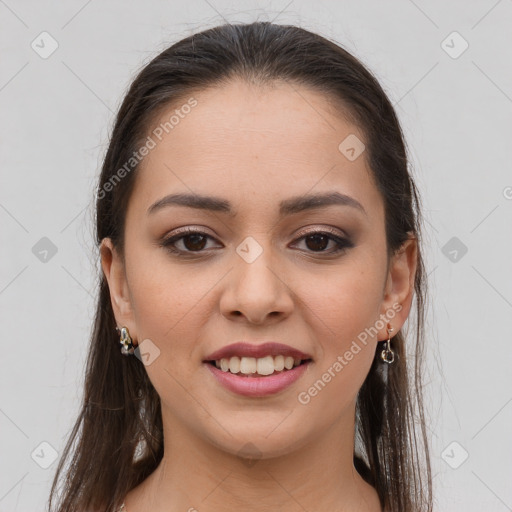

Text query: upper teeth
(215, 355), (302, 375)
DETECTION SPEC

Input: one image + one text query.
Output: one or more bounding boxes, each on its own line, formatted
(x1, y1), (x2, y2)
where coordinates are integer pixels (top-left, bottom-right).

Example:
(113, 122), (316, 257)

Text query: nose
(219, 243), (294, 325)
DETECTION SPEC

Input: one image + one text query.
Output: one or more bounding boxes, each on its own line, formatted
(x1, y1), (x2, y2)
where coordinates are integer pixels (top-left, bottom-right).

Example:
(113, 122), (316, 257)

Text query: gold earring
(116, 326), (135, 356)
(380, 324), (395, 364)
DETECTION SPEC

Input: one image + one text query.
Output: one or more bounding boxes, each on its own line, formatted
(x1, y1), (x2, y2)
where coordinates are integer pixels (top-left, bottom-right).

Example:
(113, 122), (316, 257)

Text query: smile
(211, 355), (308, 376)
(203, 356), (312, 398)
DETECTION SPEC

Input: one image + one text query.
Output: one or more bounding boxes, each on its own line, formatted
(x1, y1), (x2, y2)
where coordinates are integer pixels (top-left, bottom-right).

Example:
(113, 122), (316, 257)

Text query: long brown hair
(48, 21), (432, 512)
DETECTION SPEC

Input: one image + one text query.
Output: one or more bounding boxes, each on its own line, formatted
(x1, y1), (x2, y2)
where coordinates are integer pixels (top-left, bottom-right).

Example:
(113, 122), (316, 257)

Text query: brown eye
(160, 229), (221, 255)
(293, 230), (353, 255)
(181, 233), (208, 251)
(304, 233), (330, 252)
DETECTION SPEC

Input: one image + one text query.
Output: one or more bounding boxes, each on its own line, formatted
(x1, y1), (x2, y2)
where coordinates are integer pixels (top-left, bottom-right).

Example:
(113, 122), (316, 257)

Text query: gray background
(1, 1), (511, 510)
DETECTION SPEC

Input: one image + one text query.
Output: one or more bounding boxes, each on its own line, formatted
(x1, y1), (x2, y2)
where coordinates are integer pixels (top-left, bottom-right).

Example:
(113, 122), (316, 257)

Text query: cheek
(124, 252), (214, 417)
(300, 255), (385, 341)
(127, 256), (214, 349)
(292, 257), (384, 406)
(295, 283), (380, 415)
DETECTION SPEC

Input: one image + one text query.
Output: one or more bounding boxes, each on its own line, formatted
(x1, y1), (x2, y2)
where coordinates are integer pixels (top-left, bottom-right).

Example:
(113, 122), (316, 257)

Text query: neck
(126, 402), (381, 512)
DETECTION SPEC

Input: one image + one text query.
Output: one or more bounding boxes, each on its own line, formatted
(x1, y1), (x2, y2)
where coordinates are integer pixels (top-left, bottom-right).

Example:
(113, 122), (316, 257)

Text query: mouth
(206, 355), (312, 377)
(203, 341), (313, 377)
(204, 358), (312, 397)
(203, 342), (313, 396)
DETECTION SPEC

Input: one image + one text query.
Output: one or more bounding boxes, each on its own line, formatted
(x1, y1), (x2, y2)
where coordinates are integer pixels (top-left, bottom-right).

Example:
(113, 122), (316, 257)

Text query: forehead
(129, 79), (382, 219)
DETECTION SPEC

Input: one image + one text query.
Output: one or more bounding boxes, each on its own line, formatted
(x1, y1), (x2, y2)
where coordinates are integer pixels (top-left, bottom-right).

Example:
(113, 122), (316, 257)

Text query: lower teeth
(233, 369), (287, 377)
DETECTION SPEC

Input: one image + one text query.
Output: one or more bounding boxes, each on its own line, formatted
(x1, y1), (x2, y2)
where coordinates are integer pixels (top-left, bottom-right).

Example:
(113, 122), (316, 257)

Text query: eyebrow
(147, 191), (367, 217)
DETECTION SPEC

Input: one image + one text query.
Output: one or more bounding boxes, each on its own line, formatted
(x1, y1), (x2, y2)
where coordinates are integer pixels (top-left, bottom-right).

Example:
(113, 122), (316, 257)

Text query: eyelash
(159, 227), (354, 257)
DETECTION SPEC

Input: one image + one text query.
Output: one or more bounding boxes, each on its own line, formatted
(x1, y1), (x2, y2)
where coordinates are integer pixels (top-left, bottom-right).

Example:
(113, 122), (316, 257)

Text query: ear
(378, 235), (418, 340)
(100, 238), (136, 335)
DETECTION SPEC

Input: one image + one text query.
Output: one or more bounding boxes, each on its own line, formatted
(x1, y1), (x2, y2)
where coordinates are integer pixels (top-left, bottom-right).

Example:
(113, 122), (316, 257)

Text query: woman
(48, 21), (432, 512)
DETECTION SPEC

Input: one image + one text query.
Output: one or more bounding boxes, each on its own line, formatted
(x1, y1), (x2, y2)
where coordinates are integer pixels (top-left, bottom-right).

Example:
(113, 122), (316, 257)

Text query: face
(101, 79), (416, 460)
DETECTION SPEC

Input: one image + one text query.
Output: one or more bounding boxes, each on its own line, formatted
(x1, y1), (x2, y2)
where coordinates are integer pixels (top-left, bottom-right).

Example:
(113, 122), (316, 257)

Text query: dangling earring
(116, 326), (135, 356)
(380, 323), (395, 364)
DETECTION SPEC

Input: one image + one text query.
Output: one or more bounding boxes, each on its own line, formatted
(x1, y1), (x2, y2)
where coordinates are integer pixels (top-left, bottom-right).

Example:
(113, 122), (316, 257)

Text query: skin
(101, 79), (417, 512)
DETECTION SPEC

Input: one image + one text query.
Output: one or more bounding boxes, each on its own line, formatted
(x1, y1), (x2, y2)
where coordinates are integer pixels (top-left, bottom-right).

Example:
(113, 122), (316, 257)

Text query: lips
(204, 342), (313, 362)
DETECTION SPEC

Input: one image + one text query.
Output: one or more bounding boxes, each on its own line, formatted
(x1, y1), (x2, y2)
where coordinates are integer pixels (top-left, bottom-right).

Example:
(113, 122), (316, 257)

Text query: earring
(380, 324), (395, 364)
(116, 326), (135, 356)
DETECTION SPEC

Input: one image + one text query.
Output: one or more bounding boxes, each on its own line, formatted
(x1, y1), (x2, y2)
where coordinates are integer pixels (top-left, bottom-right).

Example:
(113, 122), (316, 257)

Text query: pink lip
(204, 342), (312, 361)
(205, 361), (311, 397)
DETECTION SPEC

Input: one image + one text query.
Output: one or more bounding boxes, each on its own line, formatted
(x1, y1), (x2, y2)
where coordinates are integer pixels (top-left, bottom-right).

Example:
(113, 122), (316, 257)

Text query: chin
(200, 416), (314, 462)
